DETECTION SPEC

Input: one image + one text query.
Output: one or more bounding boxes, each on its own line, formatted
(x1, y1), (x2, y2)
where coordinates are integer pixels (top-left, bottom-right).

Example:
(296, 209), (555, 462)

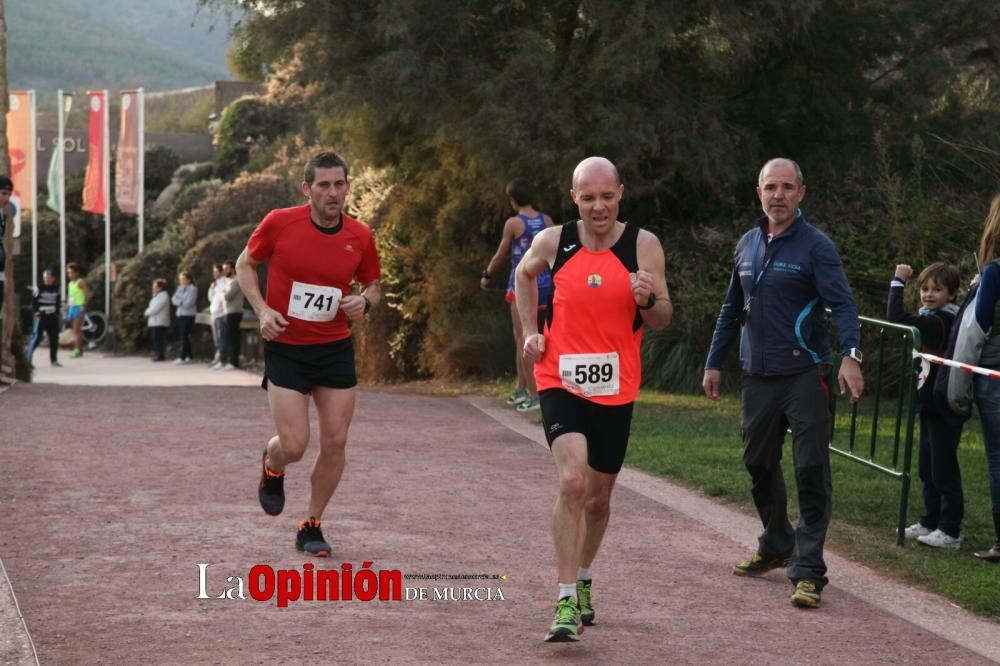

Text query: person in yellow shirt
(66, 262), (91, 358)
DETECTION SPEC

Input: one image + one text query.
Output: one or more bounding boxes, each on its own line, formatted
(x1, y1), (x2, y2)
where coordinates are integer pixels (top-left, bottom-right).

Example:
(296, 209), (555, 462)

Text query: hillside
(7, 0), (239, 92)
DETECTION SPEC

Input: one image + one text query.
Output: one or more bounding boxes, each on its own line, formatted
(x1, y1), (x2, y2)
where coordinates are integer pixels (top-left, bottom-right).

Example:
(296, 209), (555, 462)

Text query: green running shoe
(544, 596), (583, 642)
(577, 579), (595, 626)
(516, 396), (540, 413)
(505, 389), (529, 406)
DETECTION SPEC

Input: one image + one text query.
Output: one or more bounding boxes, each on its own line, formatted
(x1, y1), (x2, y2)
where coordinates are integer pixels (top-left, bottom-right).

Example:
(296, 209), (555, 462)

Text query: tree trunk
(0, 0), (13, 379)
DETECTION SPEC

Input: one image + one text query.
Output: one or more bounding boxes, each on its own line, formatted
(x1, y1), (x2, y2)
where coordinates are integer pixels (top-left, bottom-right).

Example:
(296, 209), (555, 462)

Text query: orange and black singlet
(534, 221), (644, 406)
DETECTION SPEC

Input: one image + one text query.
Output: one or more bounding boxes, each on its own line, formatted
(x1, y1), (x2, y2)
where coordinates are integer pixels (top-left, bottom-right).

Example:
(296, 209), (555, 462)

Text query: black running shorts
(262, 337), (358, 395)
(538, 388), (635, 474)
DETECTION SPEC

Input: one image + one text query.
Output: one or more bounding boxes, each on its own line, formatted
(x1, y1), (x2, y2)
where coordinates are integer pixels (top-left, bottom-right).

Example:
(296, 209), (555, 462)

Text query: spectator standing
(172, 271), (198, 364)
(208, 263), (227, 369)
(221, 260), (244, 369)
(27, 268), (62, 367)
(888, 263), (964, 549)
(144, 278), (170, 362)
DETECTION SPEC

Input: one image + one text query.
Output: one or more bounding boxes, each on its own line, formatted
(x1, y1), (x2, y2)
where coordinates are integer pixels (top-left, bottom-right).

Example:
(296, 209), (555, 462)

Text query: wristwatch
(362, 294), (372, 315)
(846, 348), (863, 363)
(638, 293), (656, 310)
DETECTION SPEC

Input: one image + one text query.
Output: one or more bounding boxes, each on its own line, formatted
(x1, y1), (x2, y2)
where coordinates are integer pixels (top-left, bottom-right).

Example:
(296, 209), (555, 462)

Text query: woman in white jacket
(144, 277), (171, 362)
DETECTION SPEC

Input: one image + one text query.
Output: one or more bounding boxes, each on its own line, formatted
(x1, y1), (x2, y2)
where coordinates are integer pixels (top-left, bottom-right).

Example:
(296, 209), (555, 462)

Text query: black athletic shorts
(262, 337), (357, 395)
(538, 388), (635, 474)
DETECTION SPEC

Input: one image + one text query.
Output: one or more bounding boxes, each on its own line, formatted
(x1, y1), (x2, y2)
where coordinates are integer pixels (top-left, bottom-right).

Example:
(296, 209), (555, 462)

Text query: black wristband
(638, 292), (656, 310)
(362, 294), (371, 315)
(482, 269), (491, 280)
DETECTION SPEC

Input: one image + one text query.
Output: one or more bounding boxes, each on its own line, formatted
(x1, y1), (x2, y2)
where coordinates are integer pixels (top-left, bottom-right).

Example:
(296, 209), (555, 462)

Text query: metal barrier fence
(829, 315), (922, 546)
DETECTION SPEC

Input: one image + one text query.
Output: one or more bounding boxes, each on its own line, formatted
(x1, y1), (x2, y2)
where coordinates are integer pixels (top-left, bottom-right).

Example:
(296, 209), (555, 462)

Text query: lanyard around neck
(750, 232), (772, 293)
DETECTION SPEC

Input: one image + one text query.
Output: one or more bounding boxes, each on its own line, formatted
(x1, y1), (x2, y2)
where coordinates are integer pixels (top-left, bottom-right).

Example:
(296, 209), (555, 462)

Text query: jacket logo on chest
(344, 244), (354, 252)
(587, 274), (602, 288)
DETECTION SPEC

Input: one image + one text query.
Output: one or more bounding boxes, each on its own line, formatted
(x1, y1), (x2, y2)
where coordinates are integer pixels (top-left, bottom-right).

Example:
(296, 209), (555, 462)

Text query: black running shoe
(258, 448), (285, 516)
(296, 517), (331, 557)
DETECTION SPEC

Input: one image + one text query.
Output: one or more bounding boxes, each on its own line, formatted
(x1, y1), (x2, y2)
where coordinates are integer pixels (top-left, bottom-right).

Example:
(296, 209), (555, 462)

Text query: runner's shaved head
(572, 157), (621, 189)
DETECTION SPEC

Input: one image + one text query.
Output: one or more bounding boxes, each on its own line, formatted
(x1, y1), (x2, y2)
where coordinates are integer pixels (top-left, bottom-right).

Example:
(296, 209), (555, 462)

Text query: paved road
(0, 356), (997, 664)
(29, 352), (261, 387)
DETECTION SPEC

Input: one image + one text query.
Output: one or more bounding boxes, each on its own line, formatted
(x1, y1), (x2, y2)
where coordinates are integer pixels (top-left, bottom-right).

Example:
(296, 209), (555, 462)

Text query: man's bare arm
(634, 230), (672, 331)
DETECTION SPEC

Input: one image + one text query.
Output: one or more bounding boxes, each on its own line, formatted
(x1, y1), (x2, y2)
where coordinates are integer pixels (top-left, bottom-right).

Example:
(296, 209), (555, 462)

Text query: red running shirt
(247, 205), (381, 345)
(534, 222), (644, 405)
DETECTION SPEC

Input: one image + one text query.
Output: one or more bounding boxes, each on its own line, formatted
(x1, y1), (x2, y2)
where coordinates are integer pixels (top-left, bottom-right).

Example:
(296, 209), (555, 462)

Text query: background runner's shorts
(505, 283), (553, 309)
(538, 388), (634, 474)
(262, 337), (357, 395)
(66, 305), (83, 322)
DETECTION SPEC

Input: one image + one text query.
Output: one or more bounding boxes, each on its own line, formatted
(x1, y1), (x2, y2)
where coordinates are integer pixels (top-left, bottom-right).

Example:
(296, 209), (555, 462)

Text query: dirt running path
(0, 385), (994, 664)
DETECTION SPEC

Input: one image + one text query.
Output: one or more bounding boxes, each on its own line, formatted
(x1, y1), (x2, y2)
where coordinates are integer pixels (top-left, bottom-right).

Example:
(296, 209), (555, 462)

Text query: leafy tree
(213, 97), (294, 179)
(200, 0), (1000, 388)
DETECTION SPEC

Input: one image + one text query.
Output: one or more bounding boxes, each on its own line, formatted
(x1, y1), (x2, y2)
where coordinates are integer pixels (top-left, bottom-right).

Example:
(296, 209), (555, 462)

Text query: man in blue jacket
(702, 158), (864, 609)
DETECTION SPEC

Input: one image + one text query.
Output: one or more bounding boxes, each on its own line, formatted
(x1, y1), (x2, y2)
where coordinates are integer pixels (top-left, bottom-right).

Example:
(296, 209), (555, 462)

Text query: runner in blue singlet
(481, 178), (555, 412)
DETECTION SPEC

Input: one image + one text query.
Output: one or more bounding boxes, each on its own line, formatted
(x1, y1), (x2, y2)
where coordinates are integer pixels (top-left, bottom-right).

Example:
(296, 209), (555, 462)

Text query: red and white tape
(912, 350), (1000, 386)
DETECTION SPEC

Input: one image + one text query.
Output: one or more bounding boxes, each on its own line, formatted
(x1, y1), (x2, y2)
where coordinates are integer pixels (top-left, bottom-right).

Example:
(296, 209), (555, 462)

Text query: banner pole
(103, 89), (111, 321)
(29, 90), (37, 287)
(137, 88), (144, 254)
(57, 89), (66, 304)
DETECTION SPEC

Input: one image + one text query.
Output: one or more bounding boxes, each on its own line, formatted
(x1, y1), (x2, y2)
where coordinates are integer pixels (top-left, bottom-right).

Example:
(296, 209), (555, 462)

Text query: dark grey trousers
(741, 367), (833, 587)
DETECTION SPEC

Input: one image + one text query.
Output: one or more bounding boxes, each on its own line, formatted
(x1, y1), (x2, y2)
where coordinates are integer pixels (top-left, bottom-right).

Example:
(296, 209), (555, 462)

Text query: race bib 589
(559, 352), (620, 397)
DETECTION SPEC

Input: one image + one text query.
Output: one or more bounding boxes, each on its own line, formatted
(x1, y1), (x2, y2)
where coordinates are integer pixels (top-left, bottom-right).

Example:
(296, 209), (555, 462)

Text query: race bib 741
(287, 281), (342, 322)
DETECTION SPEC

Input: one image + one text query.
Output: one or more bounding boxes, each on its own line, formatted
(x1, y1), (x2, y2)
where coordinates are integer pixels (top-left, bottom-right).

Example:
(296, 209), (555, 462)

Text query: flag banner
(82, 91), (107, 214)
(46, 150), (60, 212)
(115, 91), (140, 214)
(6, 92), (35, 212)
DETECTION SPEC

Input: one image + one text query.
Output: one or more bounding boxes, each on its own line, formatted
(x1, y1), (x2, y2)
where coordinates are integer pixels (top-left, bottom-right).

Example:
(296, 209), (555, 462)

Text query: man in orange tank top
(515, 157), (673, 642)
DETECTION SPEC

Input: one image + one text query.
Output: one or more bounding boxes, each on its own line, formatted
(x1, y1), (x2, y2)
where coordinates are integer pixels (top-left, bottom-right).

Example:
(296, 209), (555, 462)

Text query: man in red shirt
(236, 152), (381, 557)
(515, 156), (673, 642)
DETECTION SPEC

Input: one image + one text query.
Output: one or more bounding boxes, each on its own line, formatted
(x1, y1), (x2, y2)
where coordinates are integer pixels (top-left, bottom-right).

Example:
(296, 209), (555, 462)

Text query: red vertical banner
(6, 91), (34, 212)
(82, 91), (107, 214)
(115, 91), (139, 214)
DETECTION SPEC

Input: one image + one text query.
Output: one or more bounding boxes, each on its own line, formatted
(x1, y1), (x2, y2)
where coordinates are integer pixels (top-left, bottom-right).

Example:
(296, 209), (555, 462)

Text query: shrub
(177, 173), (297, 247)
(181, 162), (216, 186)
(145, 144), (183, 196)
(178, 224), (258, 310)
(112, 234), (186, 352)
(168, 179), (224, 224)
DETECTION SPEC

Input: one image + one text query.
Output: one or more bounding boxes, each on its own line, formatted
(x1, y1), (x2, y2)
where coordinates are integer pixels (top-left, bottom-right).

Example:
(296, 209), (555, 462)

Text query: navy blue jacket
(886, 277), (958, 416)
(705, 213), (861, 375)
